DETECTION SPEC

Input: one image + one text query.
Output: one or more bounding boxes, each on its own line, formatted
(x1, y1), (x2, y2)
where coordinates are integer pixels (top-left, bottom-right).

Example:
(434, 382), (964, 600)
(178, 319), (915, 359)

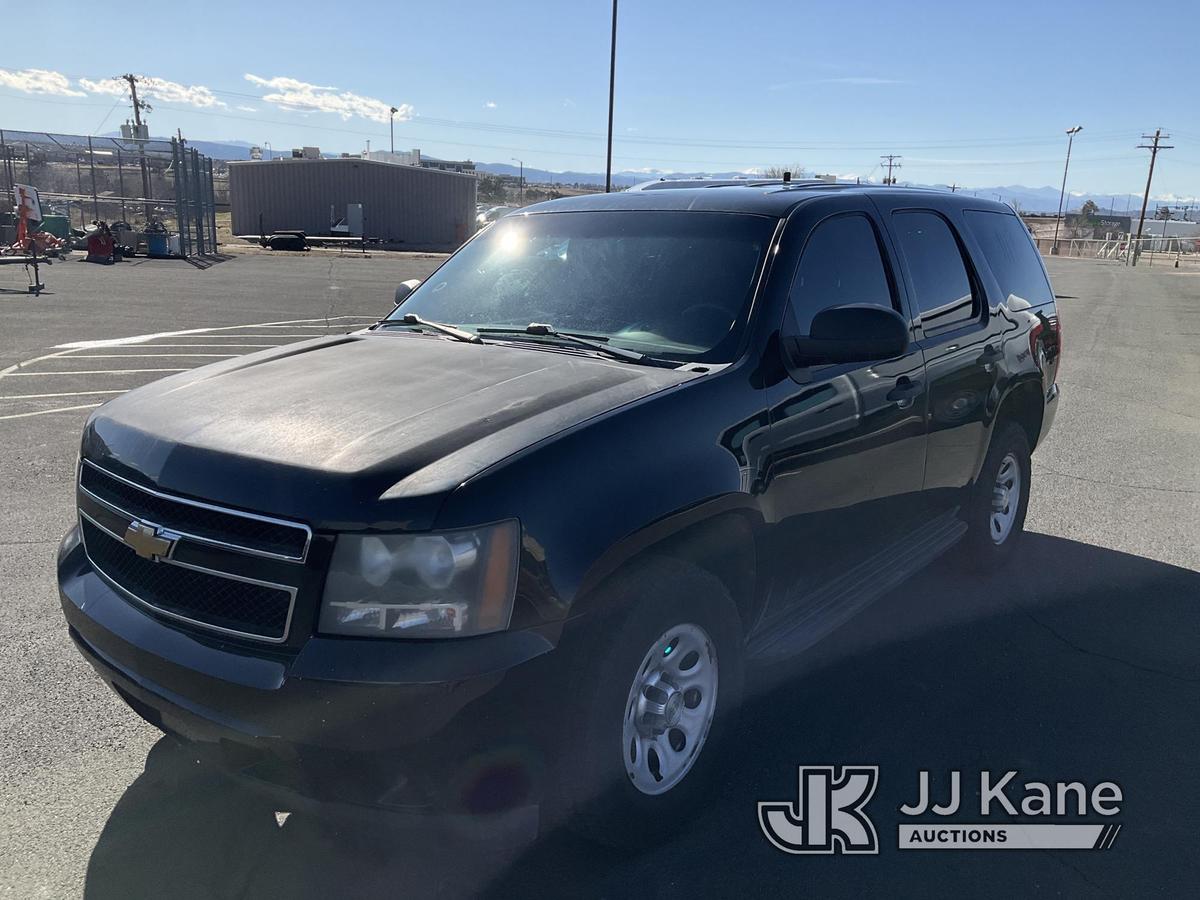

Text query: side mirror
(786, 304), (909, 367)
(393, 278), (422, 307)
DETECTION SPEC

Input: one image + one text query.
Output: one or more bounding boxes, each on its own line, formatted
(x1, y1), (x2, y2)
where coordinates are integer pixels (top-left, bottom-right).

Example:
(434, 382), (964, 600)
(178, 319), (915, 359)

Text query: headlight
(319, 520), (520, 638)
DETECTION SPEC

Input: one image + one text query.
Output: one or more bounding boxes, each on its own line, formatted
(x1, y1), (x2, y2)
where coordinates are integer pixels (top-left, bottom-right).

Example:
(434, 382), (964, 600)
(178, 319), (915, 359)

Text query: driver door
(759, 199), (930, 621)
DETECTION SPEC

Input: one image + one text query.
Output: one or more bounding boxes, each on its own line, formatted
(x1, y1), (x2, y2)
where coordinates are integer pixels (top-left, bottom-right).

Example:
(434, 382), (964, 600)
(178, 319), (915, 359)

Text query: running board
(746, 509), (967, 663)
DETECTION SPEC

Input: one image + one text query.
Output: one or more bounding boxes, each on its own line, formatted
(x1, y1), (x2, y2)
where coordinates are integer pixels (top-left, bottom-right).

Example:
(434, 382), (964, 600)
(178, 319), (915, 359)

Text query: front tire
(962, 421), (1032, 571)
(547, 558), (745, 847)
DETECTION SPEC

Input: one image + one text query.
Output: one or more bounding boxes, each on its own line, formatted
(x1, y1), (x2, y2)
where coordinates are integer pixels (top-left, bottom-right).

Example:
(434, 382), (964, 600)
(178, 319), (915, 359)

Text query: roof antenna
(782, 171), (792, 183)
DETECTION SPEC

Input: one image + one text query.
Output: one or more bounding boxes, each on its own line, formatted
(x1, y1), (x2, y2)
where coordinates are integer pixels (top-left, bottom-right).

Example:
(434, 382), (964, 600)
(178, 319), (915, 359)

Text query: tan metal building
(229, 157), (476, 251)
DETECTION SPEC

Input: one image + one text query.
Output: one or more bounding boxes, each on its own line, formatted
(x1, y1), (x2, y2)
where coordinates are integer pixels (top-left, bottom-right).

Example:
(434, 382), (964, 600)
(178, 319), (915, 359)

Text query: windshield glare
(389, 211), (775, 362)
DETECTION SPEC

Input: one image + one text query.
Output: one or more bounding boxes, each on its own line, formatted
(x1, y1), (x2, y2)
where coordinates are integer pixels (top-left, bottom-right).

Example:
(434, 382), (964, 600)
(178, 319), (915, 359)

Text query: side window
(891, 211), (978, 332)
(786, 214), (895, 335)
(964, 210), (1054, 307)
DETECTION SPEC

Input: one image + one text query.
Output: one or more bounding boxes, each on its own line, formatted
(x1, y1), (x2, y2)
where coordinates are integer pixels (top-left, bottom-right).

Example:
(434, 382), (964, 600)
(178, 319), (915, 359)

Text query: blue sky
(2, 0), (1198, 196)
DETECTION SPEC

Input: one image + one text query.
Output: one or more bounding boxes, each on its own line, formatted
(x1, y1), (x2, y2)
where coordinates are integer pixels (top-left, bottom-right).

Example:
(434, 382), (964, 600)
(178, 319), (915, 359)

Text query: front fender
(433, 372), (768, 625)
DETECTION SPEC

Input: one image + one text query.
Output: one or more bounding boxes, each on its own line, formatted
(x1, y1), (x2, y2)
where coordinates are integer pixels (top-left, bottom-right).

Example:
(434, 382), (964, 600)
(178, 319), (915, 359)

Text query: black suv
(58, 181), (1061, 845)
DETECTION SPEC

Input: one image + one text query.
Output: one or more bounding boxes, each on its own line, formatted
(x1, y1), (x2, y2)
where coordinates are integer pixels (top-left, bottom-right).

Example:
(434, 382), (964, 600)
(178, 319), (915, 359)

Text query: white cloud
(483, 100), (497, 109)
(245, 73), (411, 123)
(236, 105), (257, 112)
(0, 67), (85, 97)
(79, 75), (226, 108)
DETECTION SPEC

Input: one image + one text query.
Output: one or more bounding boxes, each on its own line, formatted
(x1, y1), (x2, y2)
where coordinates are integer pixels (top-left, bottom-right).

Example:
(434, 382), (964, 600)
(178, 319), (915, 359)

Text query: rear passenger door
(872, 200), (1004, 503)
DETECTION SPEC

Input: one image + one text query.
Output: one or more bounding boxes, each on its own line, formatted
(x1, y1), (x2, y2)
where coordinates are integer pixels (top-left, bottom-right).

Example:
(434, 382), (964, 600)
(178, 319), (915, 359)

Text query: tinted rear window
(965, 210), (1054, 307)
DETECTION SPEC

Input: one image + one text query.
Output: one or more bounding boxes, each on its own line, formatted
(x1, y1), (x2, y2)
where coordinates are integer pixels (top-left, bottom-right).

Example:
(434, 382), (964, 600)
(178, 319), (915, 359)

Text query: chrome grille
(76, 461), (311, 643)
(79, 460), (310, 561)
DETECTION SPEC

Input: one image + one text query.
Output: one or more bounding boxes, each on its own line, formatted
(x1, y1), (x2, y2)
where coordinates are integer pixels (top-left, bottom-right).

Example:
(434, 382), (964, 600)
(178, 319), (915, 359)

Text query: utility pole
(511, 158), (524, 205)
(122, 74), (154, 224)
(1132, 129), (1173, 266)
(1052, 125), (1083, 255)
(605, 0), (618, 192)
(881, 155), (901, 185)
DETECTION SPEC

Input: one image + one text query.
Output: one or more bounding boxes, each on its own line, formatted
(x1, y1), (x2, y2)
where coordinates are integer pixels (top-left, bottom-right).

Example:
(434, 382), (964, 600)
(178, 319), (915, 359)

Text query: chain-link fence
(0, 129), (218, 256)
(1034, 234), (1200, 267)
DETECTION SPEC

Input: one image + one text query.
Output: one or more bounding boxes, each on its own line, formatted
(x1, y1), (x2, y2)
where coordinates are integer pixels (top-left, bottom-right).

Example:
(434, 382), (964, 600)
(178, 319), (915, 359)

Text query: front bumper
(58, 527), (556, 831)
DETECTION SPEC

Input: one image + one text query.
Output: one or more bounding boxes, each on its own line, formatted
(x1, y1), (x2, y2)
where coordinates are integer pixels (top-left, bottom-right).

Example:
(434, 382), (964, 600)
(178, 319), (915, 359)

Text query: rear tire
(962, 422), (1032, 571)
(546, 557), (745, 847)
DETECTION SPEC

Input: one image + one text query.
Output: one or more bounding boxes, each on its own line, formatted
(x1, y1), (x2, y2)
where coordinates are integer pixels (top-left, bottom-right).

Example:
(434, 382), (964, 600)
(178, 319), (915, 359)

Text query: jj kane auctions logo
(759, 767), (1123, 853)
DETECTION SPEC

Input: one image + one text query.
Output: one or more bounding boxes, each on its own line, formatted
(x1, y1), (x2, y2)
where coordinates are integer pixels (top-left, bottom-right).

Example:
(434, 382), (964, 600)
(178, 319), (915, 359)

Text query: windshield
(388, 211), (776, 363)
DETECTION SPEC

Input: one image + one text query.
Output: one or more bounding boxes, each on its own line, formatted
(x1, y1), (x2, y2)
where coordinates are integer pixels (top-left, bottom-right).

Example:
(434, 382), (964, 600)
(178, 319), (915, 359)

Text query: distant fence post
(172, 138), (188, 258)
(191, 148), (206, 256)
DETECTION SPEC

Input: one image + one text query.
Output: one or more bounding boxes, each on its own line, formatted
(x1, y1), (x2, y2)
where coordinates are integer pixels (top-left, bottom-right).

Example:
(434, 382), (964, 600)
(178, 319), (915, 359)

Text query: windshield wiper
(374, 314), (483, 344)
(477, 323), (667, 365)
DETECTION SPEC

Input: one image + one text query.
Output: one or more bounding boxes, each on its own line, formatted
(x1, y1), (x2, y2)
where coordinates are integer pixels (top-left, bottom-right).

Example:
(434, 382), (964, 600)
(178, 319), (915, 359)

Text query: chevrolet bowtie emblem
(123, 521), (176, 561)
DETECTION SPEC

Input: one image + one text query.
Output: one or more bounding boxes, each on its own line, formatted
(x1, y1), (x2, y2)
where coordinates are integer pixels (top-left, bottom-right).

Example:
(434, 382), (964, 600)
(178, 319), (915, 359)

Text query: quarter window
(892, 211), (978, 332)
(786, 214), (896, 335)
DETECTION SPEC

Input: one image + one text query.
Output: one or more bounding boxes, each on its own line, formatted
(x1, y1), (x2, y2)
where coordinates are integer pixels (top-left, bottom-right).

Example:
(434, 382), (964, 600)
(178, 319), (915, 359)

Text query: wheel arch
(971, 375), (1044, 485)
(572, 504), (763, 636)
(995, 377), (1045, 452)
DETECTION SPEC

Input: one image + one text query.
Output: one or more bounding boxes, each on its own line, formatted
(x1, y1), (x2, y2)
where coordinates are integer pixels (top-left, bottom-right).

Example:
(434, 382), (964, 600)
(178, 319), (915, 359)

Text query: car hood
(82, 333), (696, 530)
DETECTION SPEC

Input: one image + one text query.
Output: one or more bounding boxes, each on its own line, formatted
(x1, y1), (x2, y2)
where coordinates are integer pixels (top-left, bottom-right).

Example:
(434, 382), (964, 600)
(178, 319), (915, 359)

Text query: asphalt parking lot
(1, 252), (1197, 898)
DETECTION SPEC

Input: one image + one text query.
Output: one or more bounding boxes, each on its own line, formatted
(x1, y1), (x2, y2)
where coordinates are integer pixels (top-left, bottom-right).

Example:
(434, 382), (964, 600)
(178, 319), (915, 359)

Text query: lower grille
(80, 518), (294, 641)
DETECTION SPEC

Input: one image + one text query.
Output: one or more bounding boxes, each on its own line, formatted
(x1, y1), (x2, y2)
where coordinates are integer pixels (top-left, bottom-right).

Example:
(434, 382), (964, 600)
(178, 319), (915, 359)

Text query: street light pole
(1052, 125), (1083, 255)
(389, 107), (398, 154)
(263, 141), (272, 161)
(511, 158), (524, 205)
(605, 0), (618, 193)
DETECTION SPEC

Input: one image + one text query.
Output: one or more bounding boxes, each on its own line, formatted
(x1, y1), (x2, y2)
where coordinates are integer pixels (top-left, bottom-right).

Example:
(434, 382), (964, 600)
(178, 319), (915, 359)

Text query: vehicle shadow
(84, 533), (1200, 899)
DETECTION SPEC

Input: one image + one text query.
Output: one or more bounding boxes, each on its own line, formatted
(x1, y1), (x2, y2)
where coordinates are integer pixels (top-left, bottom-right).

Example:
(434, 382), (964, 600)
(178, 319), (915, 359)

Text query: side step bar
(746, 509), (967, 663)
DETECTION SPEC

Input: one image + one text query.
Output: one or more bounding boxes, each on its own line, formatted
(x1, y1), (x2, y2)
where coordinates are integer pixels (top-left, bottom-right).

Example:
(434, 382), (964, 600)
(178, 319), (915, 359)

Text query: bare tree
(760, 164), (806, 179)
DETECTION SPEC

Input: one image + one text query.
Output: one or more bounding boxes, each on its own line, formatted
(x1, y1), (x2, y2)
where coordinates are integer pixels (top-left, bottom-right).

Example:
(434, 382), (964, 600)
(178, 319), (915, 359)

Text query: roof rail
(628, 177), (839, 192)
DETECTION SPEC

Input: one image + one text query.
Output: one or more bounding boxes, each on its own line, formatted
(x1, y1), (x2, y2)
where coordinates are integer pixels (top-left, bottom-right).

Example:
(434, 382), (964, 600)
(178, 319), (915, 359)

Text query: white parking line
(0, 390), (128, 400)
(0, 316), (377, 421)
(4, 369), (189, 376)
(64, 354), (239, 359)
(0, 403), (102, 421)
(0, 350), (77, 378)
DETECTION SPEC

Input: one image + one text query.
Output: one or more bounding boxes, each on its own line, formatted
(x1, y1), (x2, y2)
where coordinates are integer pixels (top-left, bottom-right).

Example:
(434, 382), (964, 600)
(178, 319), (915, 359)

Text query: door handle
(886, 377), (922, 408)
